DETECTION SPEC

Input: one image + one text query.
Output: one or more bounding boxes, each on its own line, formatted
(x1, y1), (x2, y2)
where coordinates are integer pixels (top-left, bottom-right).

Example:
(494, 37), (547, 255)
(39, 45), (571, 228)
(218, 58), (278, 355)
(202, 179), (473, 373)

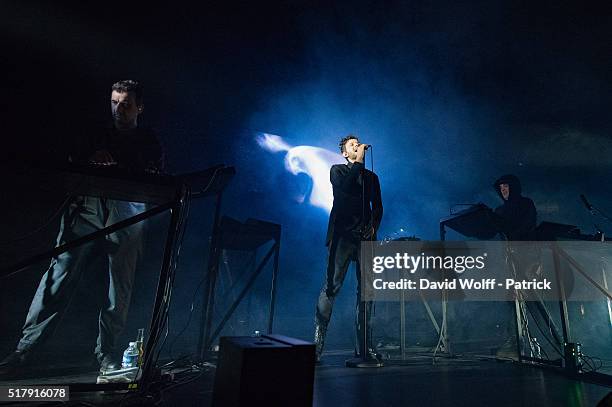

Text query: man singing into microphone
(313, 135), (383, 363)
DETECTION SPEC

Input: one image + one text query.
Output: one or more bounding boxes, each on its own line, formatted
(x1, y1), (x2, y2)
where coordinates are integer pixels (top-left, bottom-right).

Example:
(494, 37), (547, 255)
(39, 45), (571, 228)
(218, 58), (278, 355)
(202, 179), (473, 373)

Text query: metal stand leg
(602, 259), (612, 343)
(204, 244), (277, 349)
(268, 237), (281, 334)
(400, 282), (406, 360)
(141, 187), (188, 387)
(347, 240), (383, 368)
(198, 192), (223, 359)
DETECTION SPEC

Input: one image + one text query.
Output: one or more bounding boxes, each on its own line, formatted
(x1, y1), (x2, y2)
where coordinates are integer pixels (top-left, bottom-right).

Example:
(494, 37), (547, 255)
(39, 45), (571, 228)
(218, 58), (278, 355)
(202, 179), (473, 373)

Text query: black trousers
(315, 234), (373, 355)
(17, 196), (145, 358)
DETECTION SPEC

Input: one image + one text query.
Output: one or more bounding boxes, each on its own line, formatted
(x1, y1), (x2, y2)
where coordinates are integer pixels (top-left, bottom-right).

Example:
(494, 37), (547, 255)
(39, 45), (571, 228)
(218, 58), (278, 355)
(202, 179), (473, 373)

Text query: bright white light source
(257, 132), (343, 213)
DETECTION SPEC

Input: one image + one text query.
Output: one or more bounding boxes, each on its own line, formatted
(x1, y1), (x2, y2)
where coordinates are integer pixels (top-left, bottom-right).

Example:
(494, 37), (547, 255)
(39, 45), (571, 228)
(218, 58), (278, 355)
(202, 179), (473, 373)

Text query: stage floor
(313, 352), (611, 407)
(1, 352), (611, 406)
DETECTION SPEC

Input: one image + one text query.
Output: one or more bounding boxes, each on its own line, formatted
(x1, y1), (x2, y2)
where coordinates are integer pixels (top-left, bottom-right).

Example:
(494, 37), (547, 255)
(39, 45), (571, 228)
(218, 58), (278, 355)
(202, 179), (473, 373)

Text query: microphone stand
(581, 194), (612, 239)
(346, 146), (383, 368)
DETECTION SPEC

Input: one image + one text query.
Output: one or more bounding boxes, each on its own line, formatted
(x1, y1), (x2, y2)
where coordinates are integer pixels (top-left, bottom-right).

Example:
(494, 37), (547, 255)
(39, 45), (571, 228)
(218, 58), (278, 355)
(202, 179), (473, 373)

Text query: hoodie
(493, 174), (537, 240)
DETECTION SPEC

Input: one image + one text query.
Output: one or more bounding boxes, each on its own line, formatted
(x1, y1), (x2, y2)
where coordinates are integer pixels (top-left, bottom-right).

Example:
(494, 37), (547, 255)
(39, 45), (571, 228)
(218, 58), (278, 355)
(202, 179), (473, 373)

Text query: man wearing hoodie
(493, 174), (537, 241)
(493, 174), (542, 359)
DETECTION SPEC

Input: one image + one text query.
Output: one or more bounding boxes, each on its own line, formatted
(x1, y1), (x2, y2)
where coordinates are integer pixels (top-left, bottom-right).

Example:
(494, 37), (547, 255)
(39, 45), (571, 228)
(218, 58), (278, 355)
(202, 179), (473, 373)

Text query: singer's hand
(89, 150), (117, 166)
(362, 225), (376, 240)
(356, 143), (368, 163)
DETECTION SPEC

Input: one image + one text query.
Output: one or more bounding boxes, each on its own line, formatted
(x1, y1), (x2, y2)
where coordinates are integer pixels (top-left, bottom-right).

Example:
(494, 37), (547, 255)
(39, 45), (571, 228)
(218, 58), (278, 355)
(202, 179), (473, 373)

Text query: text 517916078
(0, 386), (69, 402)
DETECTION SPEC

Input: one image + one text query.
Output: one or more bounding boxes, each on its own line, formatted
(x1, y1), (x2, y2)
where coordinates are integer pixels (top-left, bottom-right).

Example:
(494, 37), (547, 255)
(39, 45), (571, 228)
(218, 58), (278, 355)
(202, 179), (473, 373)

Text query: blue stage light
(256, 132), (344, 213)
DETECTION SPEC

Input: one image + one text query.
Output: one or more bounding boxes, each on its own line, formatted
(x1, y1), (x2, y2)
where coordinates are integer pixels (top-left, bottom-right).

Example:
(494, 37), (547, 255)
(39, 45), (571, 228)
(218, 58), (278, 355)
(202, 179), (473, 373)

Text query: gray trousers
(315, 235), (373, 355)
(17, 196), (145, 357)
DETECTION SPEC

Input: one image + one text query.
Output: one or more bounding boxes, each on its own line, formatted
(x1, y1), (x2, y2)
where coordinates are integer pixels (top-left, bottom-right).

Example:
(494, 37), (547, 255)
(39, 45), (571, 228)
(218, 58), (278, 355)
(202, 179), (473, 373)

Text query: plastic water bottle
(122, 342), (139, 369)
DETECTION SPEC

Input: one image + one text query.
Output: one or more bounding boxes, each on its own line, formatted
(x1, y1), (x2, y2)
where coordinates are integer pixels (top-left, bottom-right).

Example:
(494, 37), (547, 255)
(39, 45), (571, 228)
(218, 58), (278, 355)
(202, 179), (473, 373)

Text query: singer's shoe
(0, 350), (30, 377)
(97, 353), (121, 375)
(346, 348), (384, 368)
(495, 335), (519, 361)
(355, 348), (383, 362)
(314, 323), (327, 364)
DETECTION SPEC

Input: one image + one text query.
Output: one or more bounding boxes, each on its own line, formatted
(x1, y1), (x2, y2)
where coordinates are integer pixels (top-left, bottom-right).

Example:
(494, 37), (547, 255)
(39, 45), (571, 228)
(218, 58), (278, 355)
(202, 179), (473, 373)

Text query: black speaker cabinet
(212, 334), (315, 407)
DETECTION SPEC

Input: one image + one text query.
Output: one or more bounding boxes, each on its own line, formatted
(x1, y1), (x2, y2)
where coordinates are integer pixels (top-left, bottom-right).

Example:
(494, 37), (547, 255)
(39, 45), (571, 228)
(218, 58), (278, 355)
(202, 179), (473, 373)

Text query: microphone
(360, 144), (371, 150)
(580, 194), (594, 213)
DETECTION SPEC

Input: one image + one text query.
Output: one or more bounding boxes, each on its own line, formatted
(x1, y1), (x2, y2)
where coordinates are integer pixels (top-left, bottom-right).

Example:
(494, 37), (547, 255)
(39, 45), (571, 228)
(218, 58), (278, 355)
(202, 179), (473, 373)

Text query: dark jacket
(493, 174), (536, 240)
(325, 161), (383, 246)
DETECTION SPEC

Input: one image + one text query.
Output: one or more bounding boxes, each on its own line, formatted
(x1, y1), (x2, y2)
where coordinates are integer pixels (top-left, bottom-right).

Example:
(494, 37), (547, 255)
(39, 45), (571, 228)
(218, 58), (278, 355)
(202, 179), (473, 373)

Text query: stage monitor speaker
(597, 392), (612, 407)
(212, 334), (315, 407)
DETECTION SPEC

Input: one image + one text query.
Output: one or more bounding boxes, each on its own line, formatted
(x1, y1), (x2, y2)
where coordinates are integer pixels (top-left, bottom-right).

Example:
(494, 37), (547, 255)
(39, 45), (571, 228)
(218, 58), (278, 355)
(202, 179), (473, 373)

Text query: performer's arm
(513, 199), (536, 237)
(142, 133), (165, 173)
(494, 199), (537, 239)
(68, 131), (103, 165)
(330, 162), (363, 191)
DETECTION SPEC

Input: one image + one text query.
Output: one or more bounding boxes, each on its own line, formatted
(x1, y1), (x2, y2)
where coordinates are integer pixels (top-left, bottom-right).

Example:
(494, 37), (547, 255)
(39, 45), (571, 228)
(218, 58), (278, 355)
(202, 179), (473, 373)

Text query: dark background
(1, 0), (612, 362)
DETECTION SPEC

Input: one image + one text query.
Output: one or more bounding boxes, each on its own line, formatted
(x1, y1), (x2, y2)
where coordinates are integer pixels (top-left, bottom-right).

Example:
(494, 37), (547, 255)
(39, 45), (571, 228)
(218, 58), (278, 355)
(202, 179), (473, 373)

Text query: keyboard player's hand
(89, 150), (117, 166)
